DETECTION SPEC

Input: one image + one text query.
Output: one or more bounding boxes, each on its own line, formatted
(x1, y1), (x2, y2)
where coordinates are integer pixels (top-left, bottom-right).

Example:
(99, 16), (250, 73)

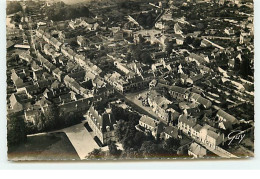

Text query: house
(77, 36), (87, 47)
(160, 126), (179, 140)
(9, 93), (23, 112)
(104, 72), (129, 93)
(169, 85), (189, 101)
(74, 54), (86, 67)
(173, 34), (184, 45)
(224, 28), (235, 35)
(61, 45), (75, 60)
(178, 114), (197, 135)
(43, 44), (60, 60)
(188, 53), (209, 65)
(189, 93), (212, 109)
(155, 21), (164, 30)
(59, 98), (91, 115)
(43, 32), (51, 44)
(137, 115), (162, 138)
(49, 37), (62, 51)
(36, 29), (45, 38)
(7, 40), (15, 50)
(216, 109), (238, 130)
(240, 32), (252, 44)
(178, 114), (224, 149)
(188, 142), (207, 158)
(191, 124), (202, 140)
(85, 104), (117, 145)
(174, 23), (183, 34)
(19, 50), (32, 63)
(11, 69), (24, 88)
(228, 58), (235, 68)
(147, 90), (175, 123)
(24, 109), (41, 125)
(199, 124), (224, 149)
(52, 68), (64, 82)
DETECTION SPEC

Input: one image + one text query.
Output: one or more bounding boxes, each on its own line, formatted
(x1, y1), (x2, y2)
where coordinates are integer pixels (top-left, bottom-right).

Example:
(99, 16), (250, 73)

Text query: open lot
(8, 132), (80, 161)
(62, 121), (99, 160)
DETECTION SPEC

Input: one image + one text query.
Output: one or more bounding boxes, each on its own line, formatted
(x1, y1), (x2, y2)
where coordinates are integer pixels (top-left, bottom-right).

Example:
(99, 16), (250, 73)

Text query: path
(62, 121), (99, 160)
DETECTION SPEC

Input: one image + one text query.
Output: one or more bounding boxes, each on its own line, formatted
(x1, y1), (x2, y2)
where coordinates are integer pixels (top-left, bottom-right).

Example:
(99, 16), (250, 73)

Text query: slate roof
(217, 109), (237, 124)
(140, 115), (158, 128)
(170, 85), (189, 94)
(163, 126), (178, 139)
(179, 114), (196, 127)
(189, 142), (206, 157)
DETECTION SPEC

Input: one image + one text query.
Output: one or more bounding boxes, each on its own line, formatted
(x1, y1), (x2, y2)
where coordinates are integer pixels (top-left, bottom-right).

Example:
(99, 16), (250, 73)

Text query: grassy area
(8, 132), (80, 161)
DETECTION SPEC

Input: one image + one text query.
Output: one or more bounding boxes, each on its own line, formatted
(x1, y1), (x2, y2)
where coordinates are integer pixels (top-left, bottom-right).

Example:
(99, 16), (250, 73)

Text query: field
(8, 132), (80, 161)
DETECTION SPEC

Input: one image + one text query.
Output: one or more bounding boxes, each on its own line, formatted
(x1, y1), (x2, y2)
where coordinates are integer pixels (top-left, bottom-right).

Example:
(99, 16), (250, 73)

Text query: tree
(7, 2), (22, 15)
(192, 39), (201, 48)
(185, 36), (194, 45)
(7, 115), (27, 147)
(164, 137), (180, 153)
(140, 52), (154, 65)
(165, 41), (173, 56)
(88, 148), (105, 159)
(43, 105), (58, 131)
(108, 142), (119, 156)
(85, 80), (93, 90)
(12, 14), (22, 23)
(140, 141), (166, 158)
(240, 56), (253, 78)
(133, 131), (145, 148)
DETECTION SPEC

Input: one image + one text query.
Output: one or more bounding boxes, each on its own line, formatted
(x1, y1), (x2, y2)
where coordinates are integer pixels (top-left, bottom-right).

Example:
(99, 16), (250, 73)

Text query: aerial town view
(6, 0), (254, 160)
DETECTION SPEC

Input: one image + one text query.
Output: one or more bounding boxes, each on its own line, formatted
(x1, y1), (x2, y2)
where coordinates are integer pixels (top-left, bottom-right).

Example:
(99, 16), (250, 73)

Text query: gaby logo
(227, 130), (246, 145)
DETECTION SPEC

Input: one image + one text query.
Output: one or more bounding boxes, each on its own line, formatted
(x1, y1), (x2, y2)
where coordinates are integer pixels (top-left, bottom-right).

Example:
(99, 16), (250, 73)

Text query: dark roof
(163, 126), (178, 139)
(7, 40), (14, 49)
(179, 114), (196, 127)
(217, 109), (237, 123)
(170, 85), (189, 94)
(139, 115), (158, 128)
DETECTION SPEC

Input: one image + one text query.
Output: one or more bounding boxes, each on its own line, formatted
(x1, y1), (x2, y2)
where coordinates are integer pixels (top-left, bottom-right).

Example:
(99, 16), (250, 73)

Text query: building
(137, 115), (162, 138)
(77, 36), (87, 47)
(85, 104), (117, 145)
(188, 142), (207, 158)
(216, 109), (238, 130)
(199, 124), (224, 149)
(147, 90), (176, 123)
(178, 114), (224, 149)
(189, 92), (212, 109)
(9, 93), (24, 113)
(169, 85), (189, 101)
(160, 126), (179, 140)
(178, 114), (197, 135)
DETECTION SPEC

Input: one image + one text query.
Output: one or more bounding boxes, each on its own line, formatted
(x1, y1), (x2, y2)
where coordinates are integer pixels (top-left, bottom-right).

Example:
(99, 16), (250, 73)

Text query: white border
(0, 0), (259, 170)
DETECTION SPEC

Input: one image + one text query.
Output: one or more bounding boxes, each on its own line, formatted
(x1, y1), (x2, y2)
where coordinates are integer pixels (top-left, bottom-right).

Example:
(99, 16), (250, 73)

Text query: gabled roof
(217, 109), (237, 124)
(7, 40), (14, 49)
(193, 124), (203, 132)
(189, 142), (206, 157)
(178, 114), (196, 127)
(170, 85), (189, 94)
(163, 126), (178, 138)
(140, 115), (158, 128)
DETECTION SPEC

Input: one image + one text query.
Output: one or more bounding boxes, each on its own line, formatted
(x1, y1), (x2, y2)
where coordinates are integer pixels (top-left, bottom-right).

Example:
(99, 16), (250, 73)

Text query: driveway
(61, 121), (99, 160)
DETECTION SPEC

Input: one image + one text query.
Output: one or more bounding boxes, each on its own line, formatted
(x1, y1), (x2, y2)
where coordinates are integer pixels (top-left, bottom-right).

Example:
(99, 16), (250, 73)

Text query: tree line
(43, 2), (91, 21)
